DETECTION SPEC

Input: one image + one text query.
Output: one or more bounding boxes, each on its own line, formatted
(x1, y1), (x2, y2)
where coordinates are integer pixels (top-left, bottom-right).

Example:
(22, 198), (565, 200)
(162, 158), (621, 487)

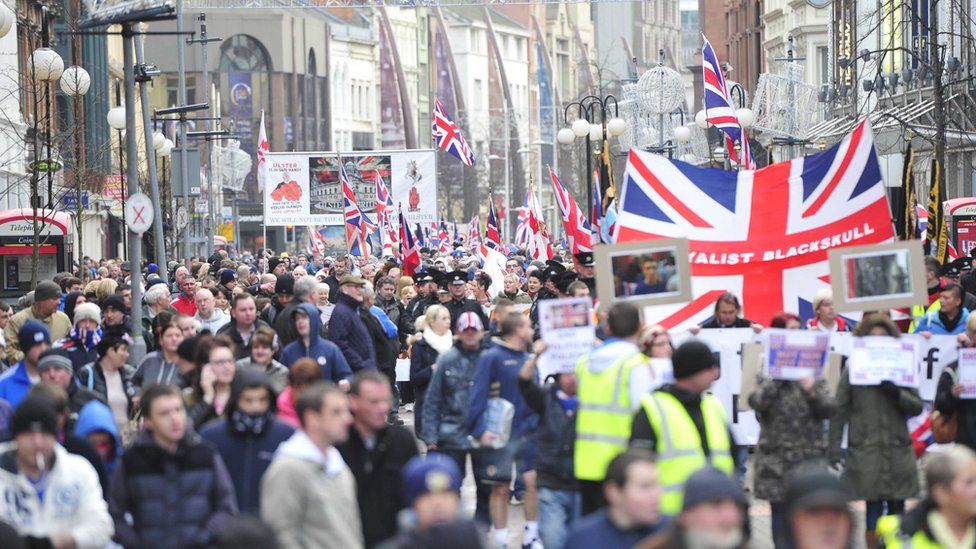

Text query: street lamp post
(107, 101), (127, 256)
(557, 95), (627, 215)
(60, 64), (91, 262)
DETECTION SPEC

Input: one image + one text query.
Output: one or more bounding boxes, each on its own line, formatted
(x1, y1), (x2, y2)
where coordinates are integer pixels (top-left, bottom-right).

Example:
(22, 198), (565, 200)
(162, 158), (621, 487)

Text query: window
(818, 46), (829, 85)
(474, 78), (484, 110)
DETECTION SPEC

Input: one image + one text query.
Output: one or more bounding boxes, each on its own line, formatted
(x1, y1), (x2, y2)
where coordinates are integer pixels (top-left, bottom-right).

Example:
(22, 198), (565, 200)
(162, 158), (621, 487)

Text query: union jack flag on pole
(340, 159), (376, 257)
(375, 172), (398, 256)
(616, 119), (893, 330)
(522, 186), (553, 261)
(548, 166), (592, 253)
(468, 214), (481, 247)
(485, 198), (501, 249)
(433, 99), (476, 167)
(702, 35), (756, 170)
(399, 207), (421, 276)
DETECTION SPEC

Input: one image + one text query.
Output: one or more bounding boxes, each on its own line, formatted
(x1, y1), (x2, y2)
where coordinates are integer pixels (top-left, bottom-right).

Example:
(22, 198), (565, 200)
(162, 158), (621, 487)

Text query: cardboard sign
(537, 298), (595, 379)
(763, 329), (831, 380)
(848, 336), (920, 387)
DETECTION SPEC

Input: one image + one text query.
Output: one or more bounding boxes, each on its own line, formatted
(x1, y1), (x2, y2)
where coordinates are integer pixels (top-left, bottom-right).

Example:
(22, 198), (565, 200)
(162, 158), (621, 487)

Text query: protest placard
(763, 329), (831, 380)
(537, 298), (595, 379)
(957, 348), (976, 399)
(848, 336), (920, 387)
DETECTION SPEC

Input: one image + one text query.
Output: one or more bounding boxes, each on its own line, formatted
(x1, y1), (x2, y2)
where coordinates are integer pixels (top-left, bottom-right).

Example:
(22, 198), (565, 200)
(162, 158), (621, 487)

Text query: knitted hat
(219, 268), (237, 285)
(10, 396), (58, 438)
(33, 281), (61, 302)
(671, 340), (718, 379)
(17, 320), (50, 354)
(682, 466), (746, 511)
(147, 263), (159, 274)
(275, 273), (295, 295)
(37, 348), (74, 373)
(102, 294), (126, 312)
(72, 302), (101, 325)
(402, 453), (462, 504)
(268, 257), (284, 273)
(783, 465), (851, 514)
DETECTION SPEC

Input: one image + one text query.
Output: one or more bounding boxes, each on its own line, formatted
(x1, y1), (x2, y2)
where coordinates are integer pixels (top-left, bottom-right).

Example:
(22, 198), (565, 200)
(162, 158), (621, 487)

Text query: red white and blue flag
(515, 195), (531, 248)
(702, 35), (755, 170)
(399, 208), (421, 276)
(486, 199), (501, 249)
(307, 225), (326, 256)
(521, 188), (553, 260)
(616, 119), (894, 329)
(340, 160), (376, 257)
(433, 99), (475, 167)
(548, 166), (592, 254)
(468, 215), (481, 247)
(592, 175), (603, 245)
(437, 221), (452, 254)
(375, 172), (398, 256)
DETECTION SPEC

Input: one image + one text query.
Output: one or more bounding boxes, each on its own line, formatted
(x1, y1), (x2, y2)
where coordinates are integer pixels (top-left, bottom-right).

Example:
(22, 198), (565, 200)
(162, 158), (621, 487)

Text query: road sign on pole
(176, 206), (188, 231)
(125, 193), (154, 235)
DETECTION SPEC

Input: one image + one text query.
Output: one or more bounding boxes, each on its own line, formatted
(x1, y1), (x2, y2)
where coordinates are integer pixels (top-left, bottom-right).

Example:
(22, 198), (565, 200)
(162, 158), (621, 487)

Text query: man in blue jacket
(466, 311), (540, 549)
(327, 275), (376, 372)
(280, 303), (352, 390)
(200, 369), (294, 514)
(0, 320), (51, 408)
(915, 282), (971, 336)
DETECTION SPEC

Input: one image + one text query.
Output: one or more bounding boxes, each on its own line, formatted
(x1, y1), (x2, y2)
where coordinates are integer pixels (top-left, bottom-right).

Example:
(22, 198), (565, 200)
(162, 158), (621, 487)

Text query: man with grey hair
(275, 274), (322, 348)
(144, 283), (174, 320)
(194, 289), (230, 333)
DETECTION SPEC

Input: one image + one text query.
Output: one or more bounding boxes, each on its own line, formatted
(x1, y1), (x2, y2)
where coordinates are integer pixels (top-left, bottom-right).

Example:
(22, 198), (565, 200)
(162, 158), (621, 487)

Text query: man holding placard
(828, 314), (923, 548)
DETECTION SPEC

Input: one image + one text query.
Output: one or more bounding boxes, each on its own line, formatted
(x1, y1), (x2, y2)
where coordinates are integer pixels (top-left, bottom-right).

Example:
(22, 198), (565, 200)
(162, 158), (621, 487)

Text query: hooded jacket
(0, 443), (114, 548)
(465, 338), (539, 439)
(199, 369), (294, 514)
(73, 399), (124, 478)
(328, 293), (377, 371)
(261, 431), (364, 549)
(280, 303), (353, 383)
(109, 430), (238, 549)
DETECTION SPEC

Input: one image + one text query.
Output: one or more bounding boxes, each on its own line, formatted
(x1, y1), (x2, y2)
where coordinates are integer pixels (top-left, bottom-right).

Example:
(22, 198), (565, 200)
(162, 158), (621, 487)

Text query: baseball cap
(457, 312), (484, 332)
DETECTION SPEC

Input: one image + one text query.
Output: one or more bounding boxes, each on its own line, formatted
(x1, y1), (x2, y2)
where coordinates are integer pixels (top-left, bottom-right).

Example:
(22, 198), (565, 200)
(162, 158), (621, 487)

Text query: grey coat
(828, 362), (923, 501)
(749, 378), (837, 501)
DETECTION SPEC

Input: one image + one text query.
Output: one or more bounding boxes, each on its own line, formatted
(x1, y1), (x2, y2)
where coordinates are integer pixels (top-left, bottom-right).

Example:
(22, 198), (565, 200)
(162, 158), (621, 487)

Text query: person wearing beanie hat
(0, 396), (114, 548)
(805, 289), (851, 332)
(630, 339), (735, 517)
(260, 273), (295, 327)
(776, 464), (852, 549)
(54, 301), (103, 373)
(0, 320), (52, 408)
(637, 466), (748, 549)
(37, 348), (102, 429)
(3, 281), (71, 364)
(565, 449), (665, 549)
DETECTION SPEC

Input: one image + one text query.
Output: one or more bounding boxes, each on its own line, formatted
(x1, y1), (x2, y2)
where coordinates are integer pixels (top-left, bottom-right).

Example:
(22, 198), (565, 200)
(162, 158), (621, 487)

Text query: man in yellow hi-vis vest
(630, 339), (736, 516)
(575, 303), (654, 515)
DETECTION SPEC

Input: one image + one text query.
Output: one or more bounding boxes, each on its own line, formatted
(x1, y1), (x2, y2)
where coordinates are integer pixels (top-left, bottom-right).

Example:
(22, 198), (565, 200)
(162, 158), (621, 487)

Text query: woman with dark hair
(878, 446), (976, 547)
(183, 335), (236, 428)
(769, 312), (802, 330)
(63, 291), (87, 324)
(133, 321), (185, 389)
(829, 313), (923, 547)
(150, 310), (176, 350)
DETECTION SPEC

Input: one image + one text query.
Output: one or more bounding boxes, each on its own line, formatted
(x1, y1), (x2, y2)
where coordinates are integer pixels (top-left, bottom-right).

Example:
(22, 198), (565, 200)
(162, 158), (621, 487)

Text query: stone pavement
(401, 406), (869, 548)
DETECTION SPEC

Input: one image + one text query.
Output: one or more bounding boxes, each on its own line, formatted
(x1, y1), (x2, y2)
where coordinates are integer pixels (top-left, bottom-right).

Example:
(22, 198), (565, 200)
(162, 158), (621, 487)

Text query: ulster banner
(616, 120), (895, 329)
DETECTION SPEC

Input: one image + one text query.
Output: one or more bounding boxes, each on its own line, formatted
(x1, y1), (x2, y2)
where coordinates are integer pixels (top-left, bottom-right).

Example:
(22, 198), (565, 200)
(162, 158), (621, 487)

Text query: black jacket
(360, 307), (397, 373)
(518, 379), (577, 491)
(410, 337), (441, 437)
(935, 360), (976, 451)
(336, 425), (419, 548)
(216, 319), (273, 360)
(404, 294), (435, 334)
(74, 361), (137, 417)
(445, 297), (487, 332)
(700, 317), (754, 329)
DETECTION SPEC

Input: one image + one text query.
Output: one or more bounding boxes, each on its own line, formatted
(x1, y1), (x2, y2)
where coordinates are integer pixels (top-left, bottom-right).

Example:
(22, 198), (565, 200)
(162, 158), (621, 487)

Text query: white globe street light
(556, 127), (576, 145)
(606, 117), (628, 137)
(0, 4), (14, 40)
(29, 48), (64, 82)
(106, 106), (126, 130)
(589, 123), (603, 141)
(673, 125), (692, 143)
(695, 110), (709, 130)
(59, 66), (91, 97)
(571, 118), (590, 137)
(152, 131), (166, 151)
(736, 107), (756, 130)
(158, 138), (175, 157)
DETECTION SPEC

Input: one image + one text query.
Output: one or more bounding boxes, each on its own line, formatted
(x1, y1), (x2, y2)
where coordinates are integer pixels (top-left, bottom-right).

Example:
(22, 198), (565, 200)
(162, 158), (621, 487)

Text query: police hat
(951, 256), (974, 273)
(942, 263), (962, 278)
(554, 271), (580, 294)
(412, 272), (435, 284)
(446, 270), (468, 285)
(543, 260), (567, 280)
(574, 251), (595, 267)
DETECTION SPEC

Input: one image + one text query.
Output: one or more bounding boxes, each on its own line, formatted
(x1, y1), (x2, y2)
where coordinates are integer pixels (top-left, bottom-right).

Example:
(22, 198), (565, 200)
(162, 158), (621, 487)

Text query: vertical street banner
(228, 72), (256, 203)
(264, 150), (436, 227)
(536, 42), (554, 172)
(379, 22), (406, 150)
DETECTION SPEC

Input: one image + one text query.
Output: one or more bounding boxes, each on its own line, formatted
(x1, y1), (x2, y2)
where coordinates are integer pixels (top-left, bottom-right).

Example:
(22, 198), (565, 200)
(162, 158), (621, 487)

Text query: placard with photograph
(828, 240), (927, 313)
(848, 336), (920, 387)
(537, 298), (595, 379)
(593, 238), (692, 309)
(957, 348), (976, 399)
(763, 329), (831, 380)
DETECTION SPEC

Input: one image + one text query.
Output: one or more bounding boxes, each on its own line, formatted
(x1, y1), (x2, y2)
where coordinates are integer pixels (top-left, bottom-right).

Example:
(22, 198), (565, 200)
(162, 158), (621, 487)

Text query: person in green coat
(828, 313), (923, 548)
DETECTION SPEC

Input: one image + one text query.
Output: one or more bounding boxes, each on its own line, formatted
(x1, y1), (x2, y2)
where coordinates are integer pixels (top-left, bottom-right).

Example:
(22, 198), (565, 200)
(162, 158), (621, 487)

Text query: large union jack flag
(702, 35), (755, 170)
(374, 172), (398, 256)
(340, 159), (376, 257)
(433, 99), (475, 167)
(616, 119), (894, 329)
(548, 166), (592, 253)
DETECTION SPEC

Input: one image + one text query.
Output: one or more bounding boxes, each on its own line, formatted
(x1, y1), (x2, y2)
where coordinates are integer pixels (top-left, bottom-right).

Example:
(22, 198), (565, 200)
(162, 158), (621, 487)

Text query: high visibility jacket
(877, 515), (943, 549)
(574, 352), (649, 481)
(640, 391), (734, 515)
(910, 300), (941, 333)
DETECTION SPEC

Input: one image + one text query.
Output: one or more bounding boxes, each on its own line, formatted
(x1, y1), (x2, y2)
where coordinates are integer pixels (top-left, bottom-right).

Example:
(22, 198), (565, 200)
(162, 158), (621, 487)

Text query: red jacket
(171, 293), (197, 316)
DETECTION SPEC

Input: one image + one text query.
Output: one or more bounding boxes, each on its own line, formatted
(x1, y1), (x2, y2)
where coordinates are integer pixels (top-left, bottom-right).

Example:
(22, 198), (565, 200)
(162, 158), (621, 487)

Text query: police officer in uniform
(405, 271), (438, 334)
(529, 260), (566, 340)
(573, 252), (596, 295)
(443, 270), (488, 331)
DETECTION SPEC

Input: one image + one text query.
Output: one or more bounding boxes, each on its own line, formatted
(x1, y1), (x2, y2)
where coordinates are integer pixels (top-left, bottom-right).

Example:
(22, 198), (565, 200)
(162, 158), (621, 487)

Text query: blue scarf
(557, 391), (578, 414)
(70, 327), (102, 351)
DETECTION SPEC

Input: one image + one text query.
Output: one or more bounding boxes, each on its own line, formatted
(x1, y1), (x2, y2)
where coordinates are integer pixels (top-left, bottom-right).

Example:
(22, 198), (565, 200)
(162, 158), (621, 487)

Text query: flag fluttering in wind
(927, 158), (947, 262)
(893, 144), (918, 241)
(374, 172), (398, 257)
(485, 198), (501, 249)
(432, 99), (476, 166)
(591, 174), (603, 245)
(256, 110), (270, 192)
(340, 159), (376, 257)
(399, 208), (421, 276)
(476, 239), (508, 298)
(437, 221), (451, 254)
(523, 186), (553, 260)
(702, 35), (755, 169)
(548, 166), (592, 253)
(468, 215), (481, 247)
(307, 225), (326, 256)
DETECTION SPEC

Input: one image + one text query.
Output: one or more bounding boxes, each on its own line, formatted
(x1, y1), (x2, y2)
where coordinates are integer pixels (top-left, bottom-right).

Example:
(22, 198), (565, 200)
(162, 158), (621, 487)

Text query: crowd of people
(0, 245), (974, 548)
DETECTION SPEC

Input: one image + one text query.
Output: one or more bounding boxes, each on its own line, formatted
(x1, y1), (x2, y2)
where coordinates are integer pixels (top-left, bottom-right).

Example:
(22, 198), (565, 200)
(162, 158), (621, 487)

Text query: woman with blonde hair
(879, 446), (976, 547)
(95, 278), (118, 303)
(409, 304), (452, 435)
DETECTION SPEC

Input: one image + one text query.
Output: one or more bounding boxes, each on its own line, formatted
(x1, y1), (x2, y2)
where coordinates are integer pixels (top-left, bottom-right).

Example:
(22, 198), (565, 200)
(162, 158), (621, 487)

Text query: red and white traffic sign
(126, 193), (154, 235)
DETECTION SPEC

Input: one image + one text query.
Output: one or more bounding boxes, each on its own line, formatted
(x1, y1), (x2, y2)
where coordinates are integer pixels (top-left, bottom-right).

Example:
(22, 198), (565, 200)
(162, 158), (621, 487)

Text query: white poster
(537, 298), (595, 380)
(957, 348), (976, 399)
(848, 336), (920, 387)
(264, 150), (437, 227)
